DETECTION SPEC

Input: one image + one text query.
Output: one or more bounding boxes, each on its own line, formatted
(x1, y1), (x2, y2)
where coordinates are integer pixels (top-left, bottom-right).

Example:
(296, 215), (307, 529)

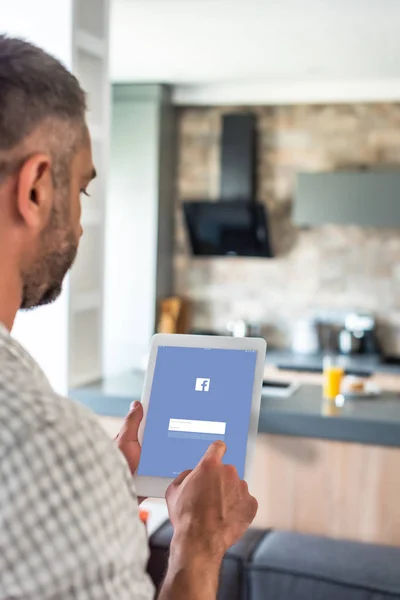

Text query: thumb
(166, 469), (192, 502)
(201, 440), (227, 464)
(118, 401), (143, 443)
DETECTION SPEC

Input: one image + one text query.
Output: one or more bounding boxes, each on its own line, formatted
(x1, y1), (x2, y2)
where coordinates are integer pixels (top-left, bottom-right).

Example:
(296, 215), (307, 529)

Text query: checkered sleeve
(0, 402), (154, 600)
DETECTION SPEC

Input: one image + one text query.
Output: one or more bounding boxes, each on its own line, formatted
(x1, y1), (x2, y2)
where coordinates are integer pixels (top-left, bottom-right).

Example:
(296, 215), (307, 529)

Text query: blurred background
(4, 0), (400, 392)
(3, 0), (400, 554)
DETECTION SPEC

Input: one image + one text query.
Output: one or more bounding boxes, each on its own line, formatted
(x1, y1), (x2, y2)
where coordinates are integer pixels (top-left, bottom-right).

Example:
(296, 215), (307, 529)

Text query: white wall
(173, 80), (400, 106)
(110, 0), (400, 106)
(1, 0), (73, 394)
(0, 0), (73, 67)
(12, 290), (70, 395)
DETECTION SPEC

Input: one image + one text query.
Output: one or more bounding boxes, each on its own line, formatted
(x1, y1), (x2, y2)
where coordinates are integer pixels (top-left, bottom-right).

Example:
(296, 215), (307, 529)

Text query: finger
(240, 479), (249, 494)
(200, 440), (227, 464)
(224, 464), (239, 480)
(172, 469), (192, 487)
(166, 470), (192, 503)
(118, 401), (143, 443)
(249, 495), (259, 520)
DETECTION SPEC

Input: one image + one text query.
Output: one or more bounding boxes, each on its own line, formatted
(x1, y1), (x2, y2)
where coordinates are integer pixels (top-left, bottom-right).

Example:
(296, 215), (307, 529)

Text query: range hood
(294, 171), (400, 228)
(183, 113), (273, 257)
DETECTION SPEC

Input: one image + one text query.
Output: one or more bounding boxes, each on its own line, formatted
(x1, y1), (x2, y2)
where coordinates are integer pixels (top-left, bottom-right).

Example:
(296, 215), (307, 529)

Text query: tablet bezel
(134, 333), (267, 498)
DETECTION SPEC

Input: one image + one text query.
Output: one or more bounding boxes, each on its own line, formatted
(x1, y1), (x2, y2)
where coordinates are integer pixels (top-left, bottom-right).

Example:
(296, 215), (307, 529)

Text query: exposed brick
(174, 103), (400, 350)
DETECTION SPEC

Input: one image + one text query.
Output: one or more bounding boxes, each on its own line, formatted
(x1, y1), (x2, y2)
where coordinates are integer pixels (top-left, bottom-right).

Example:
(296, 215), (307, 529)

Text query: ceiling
(110, 0), (400, 104)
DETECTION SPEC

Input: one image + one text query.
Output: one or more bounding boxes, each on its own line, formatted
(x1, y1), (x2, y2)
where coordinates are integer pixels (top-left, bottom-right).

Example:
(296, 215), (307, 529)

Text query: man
(0, 35), (258, 599)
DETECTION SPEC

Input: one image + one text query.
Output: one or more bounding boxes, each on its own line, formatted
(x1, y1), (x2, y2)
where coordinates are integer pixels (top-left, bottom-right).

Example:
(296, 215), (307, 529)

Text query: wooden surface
(251, 433), (400, 546)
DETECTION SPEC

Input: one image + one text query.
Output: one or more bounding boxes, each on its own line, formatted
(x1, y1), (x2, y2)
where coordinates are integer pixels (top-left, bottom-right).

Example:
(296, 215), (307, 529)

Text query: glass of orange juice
(323, 355), (345, 400)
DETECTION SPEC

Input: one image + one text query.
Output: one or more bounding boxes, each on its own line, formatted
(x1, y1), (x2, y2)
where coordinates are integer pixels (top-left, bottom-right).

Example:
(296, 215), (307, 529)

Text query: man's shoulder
(0, 329), (153, 599)
(0, 328), (108, 457)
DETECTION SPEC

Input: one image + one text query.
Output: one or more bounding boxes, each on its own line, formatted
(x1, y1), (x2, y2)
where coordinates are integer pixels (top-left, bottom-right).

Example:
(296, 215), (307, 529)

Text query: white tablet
(135, 334), (266, 498)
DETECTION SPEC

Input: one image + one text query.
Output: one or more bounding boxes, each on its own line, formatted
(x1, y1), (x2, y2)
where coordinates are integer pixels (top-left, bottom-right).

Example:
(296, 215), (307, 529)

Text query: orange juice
(323, 361), (344, 400)
(322, 399), (341, 416)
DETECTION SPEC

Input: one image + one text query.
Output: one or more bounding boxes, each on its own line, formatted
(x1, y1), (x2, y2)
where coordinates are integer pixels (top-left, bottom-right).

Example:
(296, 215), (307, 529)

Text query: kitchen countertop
(70, 368), (400, 449)
(265, 349), (400, 375)
(259, 385), (400, 447)
(70, 371), (144, 417)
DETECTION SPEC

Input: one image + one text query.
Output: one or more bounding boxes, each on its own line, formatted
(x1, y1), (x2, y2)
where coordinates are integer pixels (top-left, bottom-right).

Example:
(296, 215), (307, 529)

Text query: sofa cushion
(218, 527), (266, 600)
(147, 521), (172, 592)
(249, 531), (400, 600)
(148, 520), (267, 599)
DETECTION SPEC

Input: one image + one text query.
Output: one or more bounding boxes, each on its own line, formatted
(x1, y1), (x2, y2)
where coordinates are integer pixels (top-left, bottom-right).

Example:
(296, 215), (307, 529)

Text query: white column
(104, 86), (160, 376)
(69, 0), (110, 388)
(1, 0), (110, 394)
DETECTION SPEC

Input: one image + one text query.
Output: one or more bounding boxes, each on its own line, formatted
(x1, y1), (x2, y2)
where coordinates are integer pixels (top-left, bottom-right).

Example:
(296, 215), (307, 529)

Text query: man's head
(0, 35), (96, 311)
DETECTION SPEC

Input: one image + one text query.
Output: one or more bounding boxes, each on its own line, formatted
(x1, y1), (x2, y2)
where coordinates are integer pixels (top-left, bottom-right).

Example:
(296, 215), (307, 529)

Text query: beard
(20, 203), (79, 310)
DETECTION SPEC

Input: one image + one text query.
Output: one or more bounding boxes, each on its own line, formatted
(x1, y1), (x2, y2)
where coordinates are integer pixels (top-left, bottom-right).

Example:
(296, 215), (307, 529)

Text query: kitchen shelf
(69, 308), (102, 387)
(69, 0), (109, 387)
(75, 49), (105, 125)
(81, 207), (103, 227)
(88, 123), (106, 142)
(76, 0), (107, 38)
(70, 224), (103, 294)
(75, 29), (106, 59)
(70, 290), (102, 313)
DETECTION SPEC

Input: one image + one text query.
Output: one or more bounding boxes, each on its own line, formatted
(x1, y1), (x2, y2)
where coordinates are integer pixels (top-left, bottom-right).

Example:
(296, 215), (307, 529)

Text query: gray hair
(0, 35), (86, 182)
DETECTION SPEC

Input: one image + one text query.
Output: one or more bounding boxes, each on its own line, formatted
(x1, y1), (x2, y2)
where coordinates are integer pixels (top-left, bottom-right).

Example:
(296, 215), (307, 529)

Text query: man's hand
(115, 401), (143, 476)
(159, 441), (258, 600)
(167, 440), (258, 557)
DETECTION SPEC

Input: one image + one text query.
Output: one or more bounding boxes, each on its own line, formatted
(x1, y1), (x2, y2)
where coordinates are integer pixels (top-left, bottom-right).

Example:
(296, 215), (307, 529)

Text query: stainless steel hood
(294, 171), (400, 228)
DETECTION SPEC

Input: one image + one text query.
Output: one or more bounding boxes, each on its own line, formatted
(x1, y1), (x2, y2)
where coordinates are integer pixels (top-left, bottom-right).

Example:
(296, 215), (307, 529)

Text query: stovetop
(381, 355), (400, 366)
(276, 363), (373, 377)
(266, 349), (400, 376)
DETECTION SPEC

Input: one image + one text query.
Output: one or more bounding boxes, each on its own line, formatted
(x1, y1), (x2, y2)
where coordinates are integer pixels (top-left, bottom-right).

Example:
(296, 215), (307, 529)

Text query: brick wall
(174, 104), (400, 352)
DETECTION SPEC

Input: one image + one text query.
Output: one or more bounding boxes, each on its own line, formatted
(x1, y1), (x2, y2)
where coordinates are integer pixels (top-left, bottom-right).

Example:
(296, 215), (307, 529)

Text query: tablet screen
(138, 345), (257, 479)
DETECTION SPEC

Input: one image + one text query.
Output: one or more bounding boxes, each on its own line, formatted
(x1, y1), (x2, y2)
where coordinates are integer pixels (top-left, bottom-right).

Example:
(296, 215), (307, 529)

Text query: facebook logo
(195, 378), (210, 392)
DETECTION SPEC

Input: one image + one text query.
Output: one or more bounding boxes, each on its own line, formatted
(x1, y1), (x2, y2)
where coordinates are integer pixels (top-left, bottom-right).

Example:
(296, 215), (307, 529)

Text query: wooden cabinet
(251, 433), (400, 546)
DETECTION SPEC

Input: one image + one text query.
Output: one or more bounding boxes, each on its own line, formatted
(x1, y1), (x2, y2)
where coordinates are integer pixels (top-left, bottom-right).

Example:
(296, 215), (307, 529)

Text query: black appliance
(382, 355), (400, 366)
(183, 114), (273, 258)
(338, 313), (381, 356)
(276, 364), (373, 378)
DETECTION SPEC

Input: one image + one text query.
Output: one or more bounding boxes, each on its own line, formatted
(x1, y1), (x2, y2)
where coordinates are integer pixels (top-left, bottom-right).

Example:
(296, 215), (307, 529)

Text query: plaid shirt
(0, 324), (154, 599)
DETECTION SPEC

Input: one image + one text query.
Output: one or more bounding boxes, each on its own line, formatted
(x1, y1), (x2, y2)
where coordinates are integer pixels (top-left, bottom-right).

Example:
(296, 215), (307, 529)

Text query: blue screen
(138, 346), (257, 478)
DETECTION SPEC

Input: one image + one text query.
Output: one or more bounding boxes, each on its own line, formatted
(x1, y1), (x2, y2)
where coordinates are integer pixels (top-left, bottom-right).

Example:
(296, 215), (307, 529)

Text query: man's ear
(16, 154), (54, 229)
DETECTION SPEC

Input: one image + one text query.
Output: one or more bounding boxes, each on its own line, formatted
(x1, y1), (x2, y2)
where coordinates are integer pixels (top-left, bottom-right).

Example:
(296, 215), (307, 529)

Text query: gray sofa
(148, 521), (400, 599)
